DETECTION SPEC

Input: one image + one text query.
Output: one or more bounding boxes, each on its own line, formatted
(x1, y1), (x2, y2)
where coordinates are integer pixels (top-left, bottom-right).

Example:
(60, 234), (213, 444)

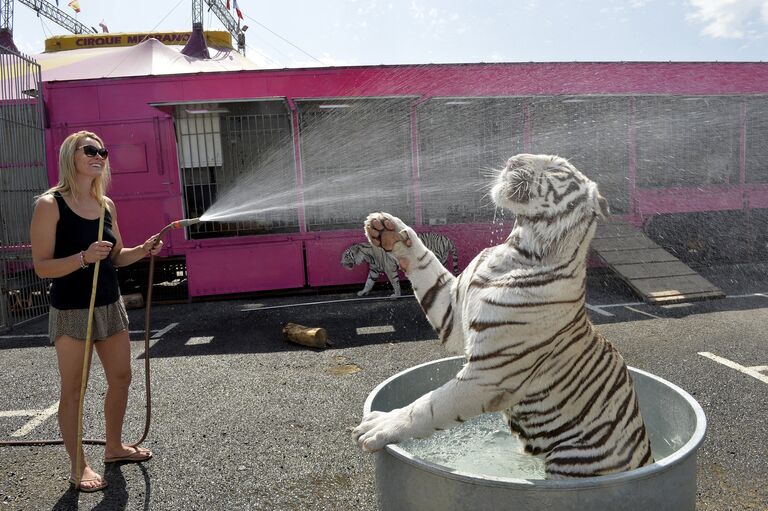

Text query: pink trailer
(40, 60), (768, 299)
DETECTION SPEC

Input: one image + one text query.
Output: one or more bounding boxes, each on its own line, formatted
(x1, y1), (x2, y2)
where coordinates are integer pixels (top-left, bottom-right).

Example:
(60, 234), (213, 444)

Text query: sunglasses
(79, 145), (109, 158)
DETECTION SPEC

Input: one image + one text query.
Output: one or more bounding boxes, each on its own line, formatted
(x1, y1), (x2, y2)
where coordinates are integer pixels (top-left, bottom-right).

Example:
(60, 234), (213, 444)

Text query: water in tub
(400, 412), (547, 479)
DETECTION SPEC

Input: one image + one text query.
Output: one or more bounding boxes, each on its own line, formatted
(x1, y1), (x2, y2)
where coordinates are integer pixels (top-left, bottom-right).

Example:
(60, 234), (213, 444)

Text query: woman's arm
(107, 197), (163, 268)
(30, 194), (75, 278)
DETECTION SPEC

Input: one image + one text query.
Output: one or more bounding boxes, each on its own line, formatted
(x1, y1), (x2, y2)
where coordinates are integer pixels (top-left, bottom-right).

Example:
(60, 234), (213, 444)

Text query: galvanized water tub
(364, 356), (706, 511)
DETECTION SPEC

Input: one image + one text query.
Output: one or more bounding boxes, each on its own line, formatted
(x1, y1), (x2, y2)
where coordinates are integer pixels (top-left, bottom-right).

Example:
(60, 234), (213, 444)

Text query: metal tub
(365, 356), (706, 511)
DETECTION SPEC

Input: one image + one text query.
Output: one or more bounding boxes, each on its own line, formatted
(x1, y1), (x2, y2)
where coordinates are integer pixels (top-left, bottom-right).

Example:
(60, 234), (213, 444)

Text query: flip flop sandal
(69, 477), (108, 493)
(104, 446), (153, 464)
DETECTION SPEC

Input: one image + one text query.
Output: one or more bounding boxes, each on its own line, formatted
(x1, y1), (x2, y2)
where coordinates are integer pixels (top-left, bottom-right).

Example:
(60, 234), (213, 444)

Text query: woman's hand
(83, 241), (113, 264)
(141, 235), (163, 256)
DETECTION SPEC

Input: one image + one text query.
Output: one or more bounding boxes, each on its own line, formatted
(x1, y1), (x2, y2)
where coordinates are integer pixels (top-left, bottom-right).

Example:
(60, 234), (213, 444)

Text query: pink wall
(41, 62), (768, 297)
(186, 241), (305, 296)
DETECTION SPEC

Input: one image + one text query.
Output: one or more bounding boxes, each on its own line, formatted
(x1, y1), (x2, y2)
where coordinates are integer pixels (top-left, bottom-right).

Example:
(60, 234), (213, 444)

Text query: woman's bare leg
(54, 336), (104, 490)
(95, 329), (151, 461)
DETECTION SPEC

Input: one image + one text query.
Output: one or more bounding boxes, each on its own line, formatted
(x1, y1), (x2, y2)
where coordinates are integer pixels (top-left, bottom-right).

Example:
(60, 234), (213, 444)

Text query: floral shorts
(48, 298), (129, 345)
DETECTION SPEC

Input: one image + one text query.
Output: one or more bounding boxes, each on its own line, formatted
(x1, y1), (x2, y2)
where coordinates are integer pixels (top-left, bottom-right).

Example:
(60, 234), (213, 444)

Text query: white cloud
(687, 0), (768, 39)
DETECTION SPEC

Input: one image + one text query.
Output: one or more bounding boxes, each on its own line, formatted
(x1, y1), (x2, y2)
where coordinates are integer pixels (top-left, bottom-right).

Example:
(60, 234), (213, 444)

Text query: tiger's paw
(352, 409), (416, 452)
(364, 212), (413, 254)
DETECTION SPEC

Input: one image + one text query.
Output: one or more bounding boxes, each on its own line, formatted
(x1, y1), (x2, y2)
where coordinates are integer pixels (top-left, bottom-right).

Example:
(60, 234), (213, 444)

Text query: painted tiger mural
(340, 233), (459, 298)
(341, 243), (401, 298)
(352, 154), (654, 478)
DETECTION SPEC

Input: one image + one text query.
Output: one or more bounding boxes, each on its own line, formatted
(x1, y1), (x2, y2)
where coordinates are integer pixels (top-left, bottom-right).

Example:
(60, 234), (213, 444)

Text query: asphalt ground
(1, 263), (767, 511)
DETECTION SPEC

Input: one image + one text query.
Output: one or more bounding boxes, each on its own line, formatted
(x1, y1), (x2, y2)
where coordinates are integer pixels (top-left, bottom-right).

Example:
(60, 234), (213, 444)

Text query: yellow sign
(44, 30), (233, 53)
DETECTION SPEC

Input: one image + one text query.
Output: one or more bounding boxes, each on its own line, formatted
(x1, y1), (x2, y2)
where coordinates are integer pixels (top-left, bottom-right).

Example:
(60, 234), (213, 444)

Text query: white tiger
(352, 154), (654, 478)
(340, 233), (459, 299)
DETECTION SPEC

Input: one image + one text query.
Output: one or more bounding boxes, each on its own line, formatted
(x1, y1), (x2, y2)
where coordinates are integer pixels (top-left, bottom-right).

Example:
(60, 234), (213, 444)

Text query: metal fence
(529, 96), (630, 213)
(635, 96), (742, 189)
(0, 47), (49, 331)
(298, 98), (414, 230)
(171, 94), (768, 239)
(418, 97), (525, 224)
(175, 100), (296, 237)
(174, 98), (415, 235)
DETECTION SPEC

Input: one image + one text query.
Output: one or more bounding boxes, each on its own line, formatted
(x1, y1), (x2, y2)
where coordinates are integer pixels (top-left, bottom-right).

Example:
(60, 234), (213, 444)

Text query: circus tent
(1, 37), (259, 99)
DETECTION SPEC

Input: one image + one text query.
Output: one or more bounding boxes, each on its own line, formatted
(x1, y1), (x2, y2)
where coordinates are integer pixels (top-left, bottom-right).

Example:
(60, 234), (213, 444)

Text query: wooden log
(283, 322), (329, 348)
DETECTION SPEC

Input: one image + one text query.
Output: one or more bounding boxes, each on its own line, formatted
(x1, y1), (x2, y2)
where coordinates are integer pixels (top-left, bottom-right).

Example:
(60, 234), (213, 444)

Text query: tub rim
(363, 355), (707, 490)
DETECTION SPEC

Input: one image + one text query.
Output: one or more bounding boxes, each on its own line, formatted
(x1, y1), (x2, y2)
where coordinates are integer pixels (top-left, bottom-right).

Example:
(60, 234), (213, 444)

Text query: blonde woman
(30, 131), (162, 492)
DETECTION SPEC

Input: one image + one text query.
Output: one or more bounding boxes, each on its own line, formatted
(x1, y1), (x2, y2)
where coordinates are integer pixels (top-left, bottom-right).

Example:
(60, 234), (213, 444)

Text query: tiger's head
(491, 153), (609, 222)
(341, 244), (368, 269)
(491, 154), (609, 256)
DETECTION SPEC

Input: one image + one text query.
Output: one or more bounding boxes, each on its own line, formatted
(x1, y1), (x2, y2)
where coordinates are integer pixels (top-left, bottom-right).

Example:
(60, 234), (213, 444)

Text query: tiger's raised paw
(364, 212), (413, 253)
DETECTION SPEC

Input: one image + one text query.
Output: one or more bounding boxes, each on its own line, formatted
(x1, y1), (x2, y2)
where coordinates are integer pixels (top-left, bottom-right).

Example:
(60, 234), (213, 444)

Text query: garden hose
(72, 199), (106, 487)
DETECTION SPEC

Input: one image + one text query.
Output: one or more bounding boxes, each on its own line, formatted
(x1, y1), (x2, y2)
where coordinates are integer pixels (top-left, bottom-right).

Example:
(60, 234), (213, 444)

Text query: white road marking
(241, 295), (413, 312)
(241, 291), (765, 315)
(134, 323), (179, 350)
(0, 409), (39, 417)
(624, 306), (661, 319)
(586, 292), (767, 314)
(185, 336), (214, 345)
(587, 301), (644, 309)
(660, 302), (693, 309)
(585, 304), (614, 317)
(152, 322), (179, 339)
(0, 327), (174, 341)
(698, 352), (768, 385)
(356, 325), (395, 335)
(748, 366), (768, 372)
(11, 401), (59, 437)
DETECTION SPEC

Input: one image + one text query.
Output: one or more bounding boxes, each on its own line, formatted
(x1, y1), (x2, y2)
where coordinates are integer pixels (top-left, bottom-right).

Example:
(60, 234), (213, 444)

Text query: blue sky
(10, 0), (768, 67)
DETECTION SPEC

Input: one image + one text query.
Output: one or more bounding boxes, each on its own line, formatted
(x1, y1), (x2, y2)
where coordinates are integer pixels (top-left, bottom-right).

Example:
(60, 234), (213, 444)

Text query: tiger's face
(491, 154), (608, 220)
(341, 245), (366, 269)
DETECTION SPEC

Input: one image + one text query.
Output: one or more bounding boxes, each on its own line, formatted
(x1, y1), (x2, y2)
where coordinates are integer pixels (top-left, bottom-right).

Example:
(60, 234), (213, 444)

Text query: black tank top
(49, 192), (120, 309)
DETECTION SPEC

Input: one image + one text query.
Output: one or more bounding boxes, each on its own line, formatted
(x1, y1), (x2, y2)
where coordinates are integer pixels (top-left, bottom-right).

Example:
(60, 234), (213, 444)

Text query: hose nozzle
(157, 217), (202, 239)
(170, 217), (201, 229)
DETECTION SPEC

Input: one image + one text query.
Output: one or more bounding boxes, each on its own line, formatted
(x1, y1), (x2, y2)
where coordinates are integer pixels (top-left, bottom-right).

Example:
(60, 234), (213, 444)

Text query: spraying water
(188, 75), (743, 245)
(196, 96), (506, 228)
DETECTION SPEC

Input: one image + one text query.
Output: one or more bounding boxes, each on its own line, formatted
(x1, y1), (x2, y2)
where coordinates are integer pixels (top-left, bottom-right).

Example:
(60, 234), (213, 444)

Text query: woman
(30, 131), (163, 492)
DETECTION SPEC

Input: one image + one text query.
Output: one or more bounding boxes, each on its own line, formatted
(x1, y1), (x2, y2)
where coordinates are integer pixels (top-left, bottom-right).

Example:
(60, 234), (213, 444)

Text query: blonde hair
(39, 130), (111, 204)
